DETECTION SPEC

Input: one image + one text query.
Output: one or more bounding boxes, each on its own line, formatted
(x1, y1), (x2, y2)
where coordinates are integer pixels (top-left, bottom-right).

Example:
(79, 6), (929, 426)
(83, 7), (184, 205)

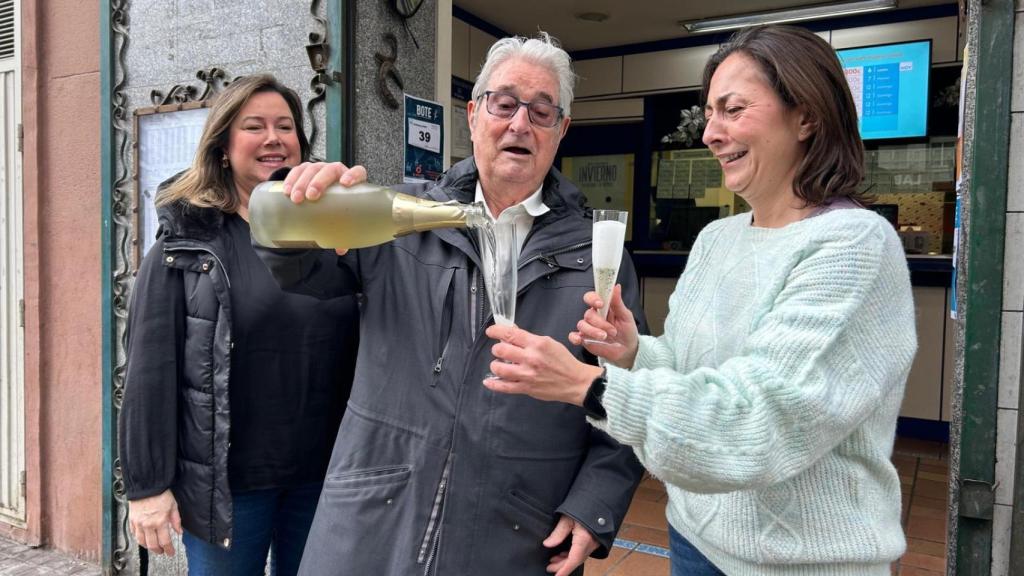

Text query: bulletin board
(132, 102), (210, 264)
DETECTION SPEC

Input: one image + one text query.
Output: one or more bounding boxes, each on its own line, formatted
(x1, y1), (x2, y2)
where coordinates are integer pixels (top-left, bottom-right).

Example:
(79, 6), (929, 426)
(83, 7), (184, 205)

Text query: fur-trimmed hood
(156, 200), (227, 244)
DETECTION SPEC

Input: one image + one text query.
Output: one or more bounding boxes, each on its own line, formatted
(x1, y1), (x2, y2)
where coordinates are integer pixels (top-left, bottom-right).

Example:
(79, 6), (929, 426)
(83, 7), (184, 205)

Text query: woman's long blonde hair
(155, 74), (311, 212)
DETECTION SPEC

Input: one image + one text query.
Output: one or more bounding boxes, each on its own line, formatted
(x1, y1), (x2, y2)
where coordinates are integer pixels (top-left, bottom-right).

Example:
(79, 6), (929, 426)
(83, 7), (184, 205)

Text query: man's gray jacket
(257, 157), (647, 575)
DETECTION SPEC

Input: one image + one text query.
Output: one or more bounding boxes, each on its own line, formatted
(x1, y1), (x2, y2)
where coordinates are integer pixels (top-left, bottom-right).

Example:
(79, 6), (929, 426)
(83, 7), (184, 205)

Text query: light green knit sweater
(599, 209), (917, 575)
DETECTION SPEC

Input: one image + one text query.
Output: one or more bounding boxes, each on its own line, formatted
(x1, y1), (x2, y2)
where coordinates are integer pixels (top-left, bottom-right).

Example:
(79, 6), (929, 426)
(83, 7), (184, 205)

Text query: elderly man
(258, 33), (646, 576)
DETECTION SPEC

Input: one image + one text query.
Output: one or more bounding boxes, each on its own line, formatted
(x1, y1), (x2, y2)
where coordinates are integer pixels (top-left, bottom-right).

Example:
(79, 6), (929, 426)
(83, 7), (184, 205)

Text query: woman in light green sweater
(484, 25), (916, 576)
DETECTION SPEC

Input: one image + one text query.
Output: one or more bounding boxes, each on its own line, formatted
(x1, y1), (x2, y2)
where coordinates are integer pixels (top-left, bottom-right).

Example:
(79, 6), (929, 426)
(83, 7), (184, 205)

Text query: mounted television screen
(836, 40), (931, 140)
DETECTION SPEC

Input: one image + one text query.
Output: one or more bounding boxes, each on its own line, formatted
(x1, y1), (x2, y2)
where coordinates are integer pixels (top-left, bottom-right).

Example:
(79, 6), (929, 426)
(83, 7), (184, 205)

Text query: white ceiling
(453, 0), (955, 51)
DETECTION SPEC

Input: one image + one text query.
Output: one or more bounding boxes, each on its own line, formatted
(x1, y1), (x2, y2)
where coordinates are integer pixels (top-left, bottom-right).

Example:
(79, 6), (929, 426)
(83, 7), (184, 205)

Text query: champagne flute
(585, 209), (628, 346)
(479, 216), (520, 379)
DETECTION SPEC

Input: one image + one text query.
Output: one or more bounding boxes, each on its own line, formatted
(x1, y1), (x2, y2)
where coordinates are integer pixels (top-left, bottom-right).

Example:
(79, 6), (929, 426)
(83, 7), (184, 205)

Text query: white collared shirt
(474, 181), (550, 255)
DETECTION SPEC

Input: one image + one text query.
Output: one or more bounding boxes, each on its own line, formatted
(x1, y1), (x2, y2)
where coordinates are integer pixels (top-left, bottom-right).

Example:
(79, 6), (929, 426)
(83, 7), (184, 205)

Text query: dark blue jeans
(670, 525), (725, 576)
(182, 482), (322, 576)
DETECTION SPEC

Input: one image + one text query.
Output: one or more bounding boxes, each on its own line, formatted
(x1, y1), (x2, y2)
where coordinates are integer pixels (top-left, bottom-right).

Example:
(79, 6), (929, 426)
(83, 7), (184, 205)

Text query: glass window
(863, 137), (956, 254)
(562, 154), (635, 240)
(649, 149), (738, 251)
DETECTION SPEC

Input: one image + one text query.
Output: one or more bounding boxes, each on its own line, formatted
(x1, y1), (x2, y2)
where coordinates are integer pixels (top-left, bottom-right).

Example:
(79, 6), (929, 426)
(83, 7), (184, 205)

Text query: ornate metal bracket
(307, 40), (344, 84)
(109, 0), (133, 572)
(305, 0), (336, 158)
(149, 67), (234, 106)
(375, 33), (404, 110)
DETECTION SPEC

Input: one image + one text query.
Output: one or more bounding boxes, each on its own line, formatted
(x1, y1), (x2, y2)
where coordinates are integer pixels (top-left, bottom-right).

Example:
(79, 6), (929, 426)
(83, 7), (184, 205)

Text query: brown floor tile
(911, 495), (947, 511)
(584, 545), (630, 576)
(912, 479), (947, 500)
(640, 475), (666, 491)
(907, 505), (946, 522)
(892, 454), (918, 468)
(906, 514), (947, 543)
(906, 537), (945, 557)
(917, 461), (949, 474)
(619, 525), (670, 548)
(898, 565), (944, 576)
(607, 551), (670, 575)
(624, 500), (668, 531)
(894, 466), (918, 480)
(633, 486), (666, 503)
(900, 551), (946, 572)
(916, 471), (947, 483)
(893, 438), (948, 460)
(894, 460), (917, 473)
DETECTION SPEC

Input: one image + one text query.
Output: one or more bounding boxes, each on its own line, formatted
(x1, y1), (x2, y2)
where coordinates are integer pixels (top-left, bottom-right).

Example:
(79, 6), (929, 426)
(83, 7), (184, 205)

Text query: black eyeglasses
(482, 90), (564, 128)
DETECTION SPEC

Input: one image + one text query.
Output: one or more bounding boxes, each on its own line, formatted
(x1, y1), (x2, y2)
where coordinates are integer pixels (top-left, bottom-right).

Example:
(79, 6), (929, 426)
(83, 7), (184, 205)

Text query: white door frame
(0, 0), (25, 528)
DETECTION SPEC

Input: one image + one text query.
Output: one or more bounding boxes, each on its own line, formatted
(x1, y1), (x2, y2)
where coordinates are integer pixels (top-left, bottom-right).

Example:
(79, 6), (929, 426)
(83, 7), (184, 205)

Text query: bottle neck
(392, 193), (490, 236)
(463, 203), (488, 229)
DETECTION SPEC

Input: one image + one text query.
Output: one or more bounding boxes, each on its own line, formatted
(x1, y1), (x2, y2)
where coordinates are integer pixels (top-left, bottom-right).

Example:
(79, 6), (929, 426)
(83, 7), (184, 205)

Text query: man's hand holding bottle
(281, 162), (367, 255)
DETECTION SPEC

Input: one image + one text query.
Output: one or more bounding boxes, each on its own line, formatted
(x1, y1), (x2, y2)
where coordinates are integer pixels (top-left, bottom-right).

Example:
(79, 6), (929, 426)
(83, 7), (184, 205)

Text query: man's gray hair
(471, 32), (577, 117)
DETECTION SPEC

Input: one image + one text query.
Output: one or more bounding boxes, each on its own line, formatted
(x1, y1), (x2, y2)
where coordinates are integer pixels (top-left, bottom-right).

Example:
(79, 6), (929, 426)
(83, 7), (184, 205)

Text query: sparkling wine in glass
(479, 214), (521, 379)
(586, 209), (628, 346)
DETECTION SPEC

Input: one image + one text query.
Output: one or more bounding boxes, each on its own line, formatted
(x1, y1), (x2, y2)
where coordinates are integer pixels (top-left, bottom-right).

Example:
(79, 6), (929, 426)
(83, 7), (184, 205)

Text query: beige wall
(10, 0), (103, 560)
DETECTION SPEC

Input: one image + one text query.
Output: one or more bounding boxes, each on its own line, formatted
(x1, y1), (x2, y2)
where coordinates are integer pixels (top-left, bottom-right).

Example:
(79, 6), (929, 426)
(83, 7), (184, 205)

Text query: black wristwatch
(583, 367), (608, 420)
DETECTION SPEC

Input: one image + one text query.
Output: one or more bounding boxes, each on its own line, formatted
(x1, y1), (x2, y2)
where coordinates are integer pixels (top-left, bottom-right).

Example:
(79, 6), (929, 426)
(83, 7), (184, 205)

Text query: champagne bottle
(249, 181), (489, 249)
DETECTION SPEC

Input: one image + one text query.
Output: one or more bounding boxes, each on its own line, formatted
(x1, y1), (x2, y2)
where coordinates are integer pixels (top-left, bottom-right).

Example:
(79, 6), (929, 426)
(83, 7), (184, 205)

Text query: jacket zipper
(419, 240), (595, 571)
(432, 272), (456, 385)
(432, 343), (448, 379)
(471, 267), (485, 334)
(418, 453), (452, 574)
(161, 239), (232, 546)
(420, 266), (478, 572)
(419, 270), (465, 571)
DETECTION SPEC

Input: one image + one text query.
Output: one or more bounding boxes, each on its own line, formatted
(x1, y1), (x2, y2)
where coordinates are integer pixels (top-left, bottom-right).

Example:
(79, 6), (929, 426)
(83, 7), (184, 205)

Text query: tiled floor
(584, 437), (950, 576)
(892, 437), (950, 575)
(0, 536), (100, 575)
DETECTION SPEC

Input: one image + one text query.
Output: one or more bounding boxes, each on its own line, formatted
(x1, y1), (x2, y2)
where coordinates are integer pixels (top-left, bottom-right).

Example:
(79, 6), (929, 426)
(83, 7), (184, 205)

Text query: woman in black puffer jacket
(118, 74), (358, 576)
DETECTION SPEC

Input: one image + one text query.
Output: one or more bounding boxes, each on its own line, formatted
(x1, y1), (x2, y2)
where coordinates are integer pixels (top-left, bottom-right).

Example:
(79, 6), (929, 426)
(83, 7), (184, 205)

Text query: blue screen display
(836, 40), (931, 140)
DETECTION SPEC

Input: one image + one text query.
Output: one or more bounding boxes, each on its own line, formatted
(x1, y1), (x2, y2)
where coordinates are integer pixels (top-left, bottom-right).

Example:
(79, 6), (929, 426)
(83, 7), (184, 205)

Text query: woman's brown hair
(701, 25), (869, 206)
(155, 74), (311, 212)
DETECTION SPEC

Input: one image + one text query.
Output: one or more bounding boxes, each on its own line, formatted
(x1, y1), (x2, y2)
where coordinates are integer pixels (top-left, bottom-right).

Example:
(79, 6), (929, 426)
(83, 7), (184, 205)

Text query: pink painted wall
(14, 0), (103, 560)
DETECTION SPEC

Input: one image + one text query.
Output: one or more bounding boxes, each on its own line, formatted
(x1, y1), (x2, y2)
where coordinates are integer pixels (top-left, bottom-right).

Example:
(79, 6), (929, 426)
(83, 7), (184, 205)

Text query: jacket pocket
(432, 268), (456, 386)
(507, 488), (556, 529)
(302, 463), (420, 575)
(324, 465), (412, 491)
(183, 316), (216, 393)
(298, 408), (447, 575)
(472, 489), (559, 571)
(179, 387), (214, 465)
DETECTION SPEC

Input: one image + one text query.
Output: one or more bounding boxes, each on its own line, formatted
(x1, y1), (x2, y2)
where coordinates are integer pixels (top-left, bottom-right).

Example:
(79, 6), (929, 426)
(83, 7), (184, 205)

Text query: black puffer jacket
(118, 199), (358, 548)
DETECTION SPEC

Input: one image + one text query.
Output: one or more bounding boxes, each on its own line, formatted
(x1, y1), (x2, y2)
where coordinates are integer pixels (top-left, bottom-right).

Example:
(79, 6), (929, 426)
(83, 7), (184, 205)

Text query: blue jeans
(670, 525), (725, 576)
(182, 482), (323, 576)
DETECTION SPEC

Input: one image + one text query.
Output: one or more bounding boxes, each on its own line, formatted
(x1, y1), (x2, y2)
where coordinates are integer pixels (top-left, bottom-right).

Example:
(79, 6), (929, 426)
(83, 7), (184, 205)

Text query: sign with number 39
(404, 94), (445, 183)
(408, 118), (440, 153)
